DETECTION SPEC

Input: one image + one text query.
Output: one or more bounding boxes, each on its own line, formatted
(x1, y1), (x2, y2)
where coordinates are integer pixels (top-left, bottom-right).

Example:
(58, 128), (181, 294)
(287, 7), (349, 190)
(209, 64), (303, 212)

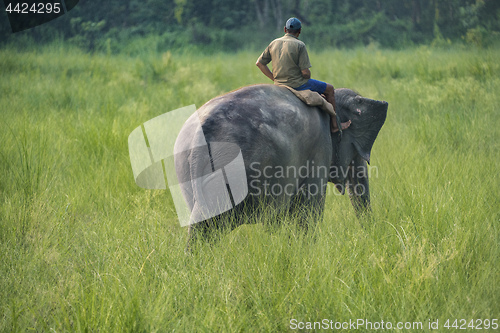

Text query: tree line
(1, 0), (499, 51)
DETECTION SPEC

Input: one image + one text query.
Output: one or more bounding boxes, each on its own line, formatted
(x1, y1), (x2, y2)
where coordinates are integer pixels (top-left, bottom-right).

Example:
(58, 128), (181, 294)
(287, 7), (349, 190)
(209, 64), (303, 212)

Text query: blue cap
(285, 17), (302, 31)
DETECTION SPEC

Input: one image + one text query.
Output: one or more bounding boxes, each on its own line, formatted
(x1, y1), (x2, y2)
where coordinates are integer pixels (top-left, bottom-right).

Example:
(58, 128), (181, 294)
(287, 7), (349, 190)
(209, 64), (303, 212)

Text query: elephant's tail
(187, 140), (213, 224)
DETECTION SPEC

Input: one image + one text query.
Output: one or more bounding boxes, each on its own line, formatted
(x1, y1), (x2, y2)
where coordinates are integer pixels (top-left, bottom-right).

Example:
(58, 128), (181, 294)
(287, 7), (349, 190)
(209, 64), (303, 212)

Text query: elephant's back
(175, 84), (332, 180)
(198, 84), (325, 147)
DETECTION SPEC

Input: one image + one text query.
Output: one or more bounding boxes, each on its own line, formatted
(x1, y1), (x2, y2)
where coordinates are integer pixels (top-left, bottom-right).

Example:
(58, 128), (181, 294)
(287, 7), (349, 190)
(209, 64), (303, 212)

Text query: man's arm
(301, 68), (311, 79)
(256, 61), (275, 82)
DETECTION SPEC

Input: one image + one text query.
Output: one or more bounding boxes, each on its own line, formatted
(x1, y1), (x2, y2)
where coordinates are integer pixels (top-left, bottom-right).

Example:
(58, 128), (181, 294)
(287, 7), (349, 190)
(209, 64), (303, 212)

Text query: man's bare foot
(331, 120), (351, 133)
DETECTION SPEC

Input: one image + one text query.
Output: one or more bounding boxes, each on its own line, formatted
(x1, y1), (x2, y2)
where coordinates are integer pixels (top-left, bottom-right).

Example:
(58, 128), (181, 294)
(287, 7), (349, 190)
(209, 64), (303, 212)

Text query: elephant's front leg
(347, 156), (371, 217)
(289, 178), (327, 231)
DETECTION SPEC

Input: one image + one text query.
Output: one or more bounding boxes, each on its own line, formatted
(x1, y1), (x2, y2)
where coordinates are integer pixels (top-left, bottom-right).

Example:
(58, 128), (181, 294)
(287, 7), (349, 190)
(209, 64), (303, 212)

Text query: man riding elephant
(256, 17), (351, 133)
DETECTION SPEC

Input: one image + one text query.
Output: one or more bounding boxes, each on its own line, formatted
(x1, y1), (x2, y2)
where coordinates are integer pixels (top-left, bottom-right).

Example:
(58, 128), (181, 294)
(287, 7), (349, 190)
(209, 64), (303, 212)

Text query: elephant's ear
(351, 109), (387, 164)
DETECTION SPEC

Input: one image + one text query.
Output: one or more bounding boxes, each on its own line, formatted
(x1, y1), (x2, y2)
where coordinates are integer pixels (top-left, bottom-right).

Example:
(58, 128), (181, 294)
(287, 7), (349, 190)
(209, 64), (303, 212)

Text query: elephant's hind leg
(185, 213), (240, 254)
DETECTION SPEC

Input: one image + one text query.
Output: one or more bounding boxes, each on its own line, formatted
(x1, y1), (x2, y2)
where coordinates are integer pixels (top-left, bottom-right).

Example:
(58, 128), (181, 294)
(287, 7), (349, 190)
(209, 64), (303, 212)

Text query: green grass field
(0, 44), (499, 332)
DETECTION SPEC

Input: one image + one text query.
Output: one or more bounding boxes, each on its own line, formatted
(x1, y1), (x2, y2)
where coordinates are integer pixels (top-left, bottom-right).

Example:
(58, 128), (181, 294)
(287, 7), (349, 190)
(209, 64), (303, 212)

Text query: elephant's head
(329, 89), (388, 211)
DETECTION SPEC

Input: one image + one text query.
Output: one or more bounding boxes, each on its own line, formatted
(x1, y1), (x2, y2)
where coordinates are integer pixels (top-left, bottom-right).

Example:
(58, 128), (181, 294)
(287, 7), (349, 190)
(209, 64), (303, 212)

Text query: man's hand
(301, 68), (311, 79)
(256, 61), (275, 82)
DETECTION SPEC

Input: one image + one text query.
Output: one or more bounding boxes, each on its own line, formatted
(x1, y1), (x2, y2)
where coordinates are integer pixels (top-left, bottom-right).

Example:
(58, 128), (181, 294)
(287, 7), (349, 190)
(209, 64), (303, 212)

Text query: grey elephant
(174, 84), (387, 249)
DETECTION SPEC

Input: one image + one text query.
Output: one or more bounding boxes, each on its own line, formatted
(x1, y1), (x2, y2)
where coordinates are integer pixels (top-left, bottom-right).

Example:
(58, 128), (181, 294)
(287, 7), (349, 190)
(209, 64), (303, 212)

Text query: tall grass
(0, 43), (498, 331)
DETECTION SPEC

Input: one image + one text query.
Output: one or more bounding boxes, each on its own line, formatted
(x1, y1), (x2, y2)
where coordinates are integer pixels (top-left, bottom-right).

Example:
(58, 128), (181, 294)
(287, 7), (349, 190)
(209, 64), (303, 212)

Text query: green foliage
(464, 26), (488, 47)
(0, 45), (499, 331)
(2, 0), (500, 49)
(68, 18), (107, 51)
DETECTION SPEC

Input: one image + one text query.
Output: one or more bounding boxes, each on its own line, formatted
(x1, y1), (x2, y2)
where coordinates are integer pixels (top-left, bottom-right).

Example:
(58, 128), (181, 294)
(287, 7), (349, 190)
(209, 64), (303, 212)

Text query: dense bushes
(1, 0), (499, 51)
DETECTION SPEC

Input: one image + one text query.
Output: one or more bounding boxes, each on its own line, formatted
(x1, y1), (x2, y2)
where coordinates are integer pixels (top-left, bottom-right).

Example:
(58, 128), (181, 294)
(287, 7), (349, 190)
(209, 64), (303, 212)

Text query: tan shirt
(257, 34), (312, 89)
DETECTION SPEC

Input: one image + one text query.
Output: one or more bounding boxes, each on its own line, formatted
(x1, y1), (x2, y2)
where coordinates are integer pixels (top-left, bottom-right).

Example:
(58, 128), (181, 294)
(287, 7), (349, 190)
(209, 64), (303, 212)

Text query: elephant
(174, 84), (388, 249)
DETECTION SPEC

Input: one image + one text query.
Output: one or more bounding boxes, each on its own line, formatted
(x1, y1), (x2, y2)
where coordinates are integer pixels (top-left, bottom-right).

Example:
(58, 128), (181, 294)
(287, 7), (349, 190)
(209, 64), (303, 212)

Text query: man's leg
(296, 80), (351, 133)
(324, 83), (351, 132)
